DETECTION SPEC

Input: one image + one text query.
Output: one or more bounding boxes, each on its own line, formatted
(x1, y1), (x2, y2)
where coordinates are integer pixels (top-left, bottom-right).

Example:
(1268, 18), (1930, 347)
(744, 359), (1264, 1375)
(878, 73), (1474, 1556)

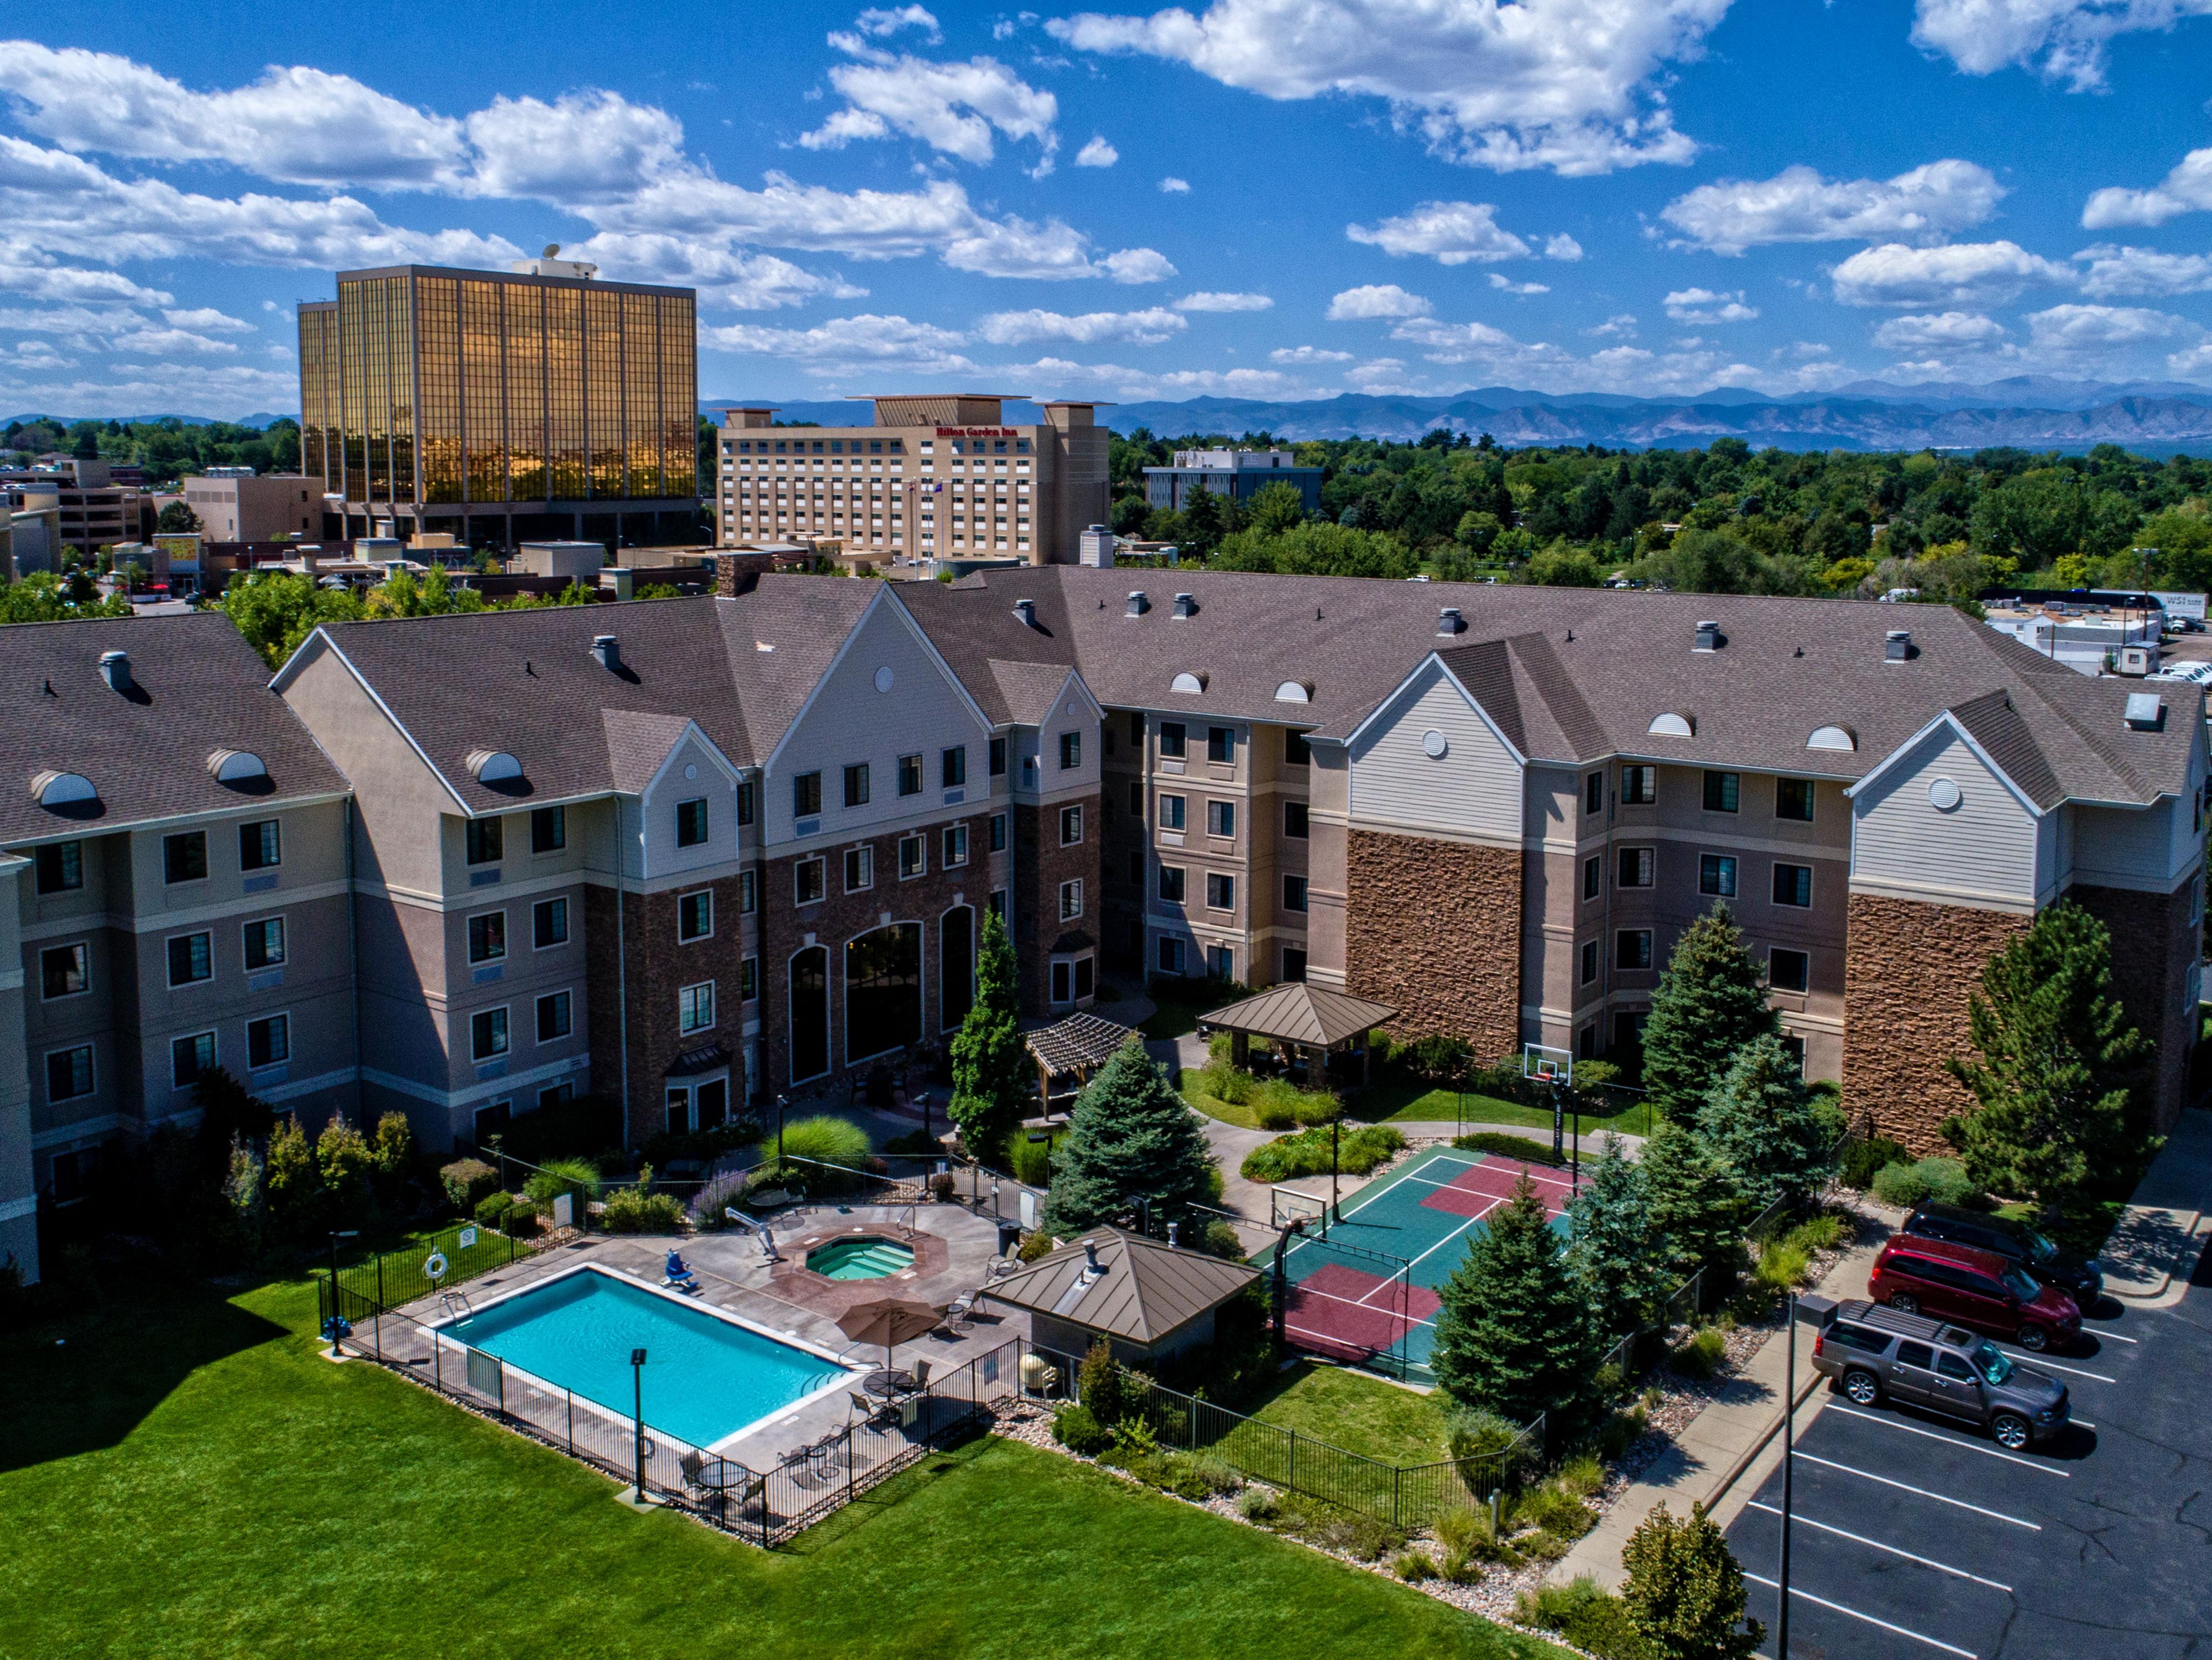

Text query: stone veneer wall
(2072, 879), (2198, 1135)
(1841, 892), (2029, 1154)
(1014, 799), (1103, 1014)
(1344, 828), (1521, 1059)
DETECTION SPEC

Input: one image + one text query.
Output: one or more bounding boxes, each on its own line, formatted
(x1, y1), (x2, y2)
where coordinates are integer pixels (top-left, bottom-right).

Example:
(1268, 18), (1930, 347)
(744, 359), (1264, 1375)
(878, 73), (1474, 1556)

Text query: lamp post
(1329, 1112), (1342, 1229)
(775, 1092), (789, 1168)
(631, 1346), (649, 1500)
(1779, 1293), (1796, 1659)
(325, 1229), (359, 1359)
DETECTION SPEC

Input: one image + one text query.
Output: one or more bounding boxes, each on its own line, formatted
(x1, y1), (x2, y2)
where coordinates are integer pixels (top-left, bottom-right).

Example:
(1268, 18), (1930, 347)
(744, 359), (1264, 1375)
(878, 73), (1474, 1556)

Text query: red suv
(1870, 1236), (2081, 1352)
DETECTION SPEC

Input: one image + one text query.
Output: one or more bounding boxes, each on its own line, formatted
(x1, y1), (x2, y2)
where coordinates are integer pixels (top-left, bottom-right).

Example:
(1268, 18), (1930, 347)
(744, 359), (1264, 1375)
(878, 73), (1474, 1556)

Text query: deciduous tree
(1620, 1501), (1765, 1660)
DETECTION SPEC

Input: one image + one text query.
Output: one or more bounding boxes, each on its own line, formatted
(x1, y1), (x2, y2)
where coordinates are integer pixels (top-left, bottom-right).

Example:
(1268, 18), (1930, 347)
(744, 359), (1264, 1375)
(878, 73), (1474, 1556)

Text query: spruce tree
(1042, 1039), (1219, 1235)
(1431, 1173), (1596, 1425)
(948, 908), (1029, 1167)
(1944, 901), (2150, 1216)
(1621, 1501), (1765, 1660)
(1698, 1033), (1833, 1211)
(1566, 1133), (1671, 1339)
(1639, 904), (1780, 1120)
(1642, 1120), (1745, 1288)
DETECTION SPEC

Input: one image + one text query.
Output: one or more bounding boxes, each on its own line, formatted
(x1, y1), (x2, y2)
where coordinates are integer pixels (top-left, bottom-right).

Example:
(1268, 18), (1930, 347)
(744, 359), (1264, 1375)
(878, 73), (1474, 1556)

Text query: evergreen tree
(1566, 1133), (1671, 1339)
(948, 908), (1029, 1167)
(1698, 1034), (1834, 1211)
(1042, 1039), (1218, 1235)
(1431, 1173), (1597, 1425)
(1620, 1501), (1765, 1660)
(1640, 905), (1780, 1120)
(1943, 901), (2150, 1216)
(1642, 1120), (1745, 1288)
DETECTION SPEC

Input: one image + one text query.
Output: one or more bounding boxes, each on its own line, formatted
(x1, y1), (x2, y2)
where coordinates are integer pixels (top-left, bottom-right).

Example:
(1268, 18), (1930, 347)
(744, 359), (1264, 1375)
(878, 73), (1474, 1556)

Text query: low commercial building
(0, 460), (153, 554)
(1142, 448), (1323, 516)
(1984, 601), (2162, 676)
(181, 471), (321, 542)
(6, 487), (63, 576)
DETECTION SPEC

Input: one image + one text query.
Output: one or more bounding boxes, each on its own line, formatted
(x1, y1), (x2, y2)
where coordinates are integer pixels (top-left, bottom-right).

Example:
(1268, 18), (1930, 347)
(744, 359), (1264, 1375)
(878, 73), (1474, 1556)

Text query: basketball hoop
(1521, 1043), (1572, 1089)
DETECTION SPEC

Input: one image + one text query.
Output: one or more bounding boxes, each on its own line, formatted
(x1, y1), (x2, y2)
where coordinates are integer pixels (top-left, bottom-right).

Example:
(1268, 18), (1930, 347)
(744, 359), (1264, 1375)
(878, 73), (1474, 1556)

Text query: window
(1208, 726), (1234, 764)
(1159, 721), (1187, 759)
(1620, 765), (1656, 805)
(1284, 800), (1309, 839)
(1772, 862), (1813, 908)
(464, 818), (503, 866)
(1616, 847), (1653, 888)
(1282, 874), (1308, 913)
(34, 841), (82, 894)
(1207, 872), (1236, 910)
(1060, 804), (1083, 846)
(1157, 935), (1187, 974)
(988, 889), (1006, 922)
(466, 1008), (505, 1061)
(46, 1045), (93, 1101)
(1702, 771), (1740, 813)
(1775, 777), (1815, 822)
(243, 917), (286, 970)
(1059, 731), (1082, 770)
(536, 990), (573, 1042)
(172, 1031), (216, 1090)
(1585, 772), (1604, 814)
(989, 736), (1008, 776)
(1770, 948), (1810, 993)
(898, 753), (923, 797)
(1699, 854), (1738, 898)
(943, 823), (969, 867)
(1579, 939), (1599, 986)
(738, 870), (758, 915)
(40, 944), (87, 1000)
(531, 806), (566, 853)
(239, 819), (281, 871)
(675, 798), (709, 847)
(680, 980), (716, 1035)
(942, 746), (967, 788)
(837, 761), (871, 809)
(1159, 793), (1187, 831)
(678, 890), (714, 941)
(1051, 959), (1074, 1005)
(167, 932), (213, 987)
(1582, 856), (1601, 902)
(1207, 945), (1234, 980)
(737, 780), (756, 826)
(164, 830), (208, 883)
(1284, 730), (1310, 767)
(899, 835), (925, 878)
(794, 771), (823, 818)
(1613, 1009), (1648, 1052)
(1616, 929), (1653, 970)
(1283, 946), (1308, 981)
(844, 846), (874, 893)
(457, 908), (504, 965)
(1128, 711), (1146, 745)
(533, 897), (568, 949)
(1159, 864), (1186, 903)
(795, 857), (826, 904)
(989, 813), (1007, 853)
(740, 957), (759, 1003)
(1060, 878), (1084, 920)
(1207, 800), (1235, 839)
(790, 946), (830, 1081)
(1127, 780), (1143, 816)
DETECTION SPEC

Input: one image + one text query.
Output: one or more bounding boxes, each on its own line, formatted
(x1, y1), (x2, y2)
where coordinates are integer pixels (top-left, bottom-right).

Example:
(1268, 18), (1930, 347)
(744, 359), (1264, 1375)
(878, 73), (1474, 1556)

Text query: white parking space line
(1746, 1501), (2015, 1591)
(1743, 1571), (1978, 1658)
(1824, 1404), (2068, 1475)
(2090, 1330), (2138, 1344)
(1996, 1351), (2116, 1382)
(1792, 1451), (2042, 1529)
(2070, 1417), (2097, 1429)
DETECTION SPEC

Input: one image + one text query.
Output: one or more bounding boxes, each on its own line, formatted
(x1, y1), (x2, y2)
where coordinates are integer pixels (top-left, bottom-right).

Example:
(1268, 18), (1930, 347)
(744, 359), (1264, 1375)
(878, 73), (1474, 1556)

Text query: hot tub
(806, 1235), (917, 1280)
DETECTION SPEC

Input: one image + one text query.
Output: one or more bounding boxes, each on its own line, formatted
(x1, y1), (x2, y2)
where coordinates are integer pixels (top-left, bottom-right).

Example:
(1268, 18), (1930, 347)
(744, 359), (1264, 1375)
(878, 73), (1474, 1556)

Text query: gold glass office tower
(299, 263), (698, 548)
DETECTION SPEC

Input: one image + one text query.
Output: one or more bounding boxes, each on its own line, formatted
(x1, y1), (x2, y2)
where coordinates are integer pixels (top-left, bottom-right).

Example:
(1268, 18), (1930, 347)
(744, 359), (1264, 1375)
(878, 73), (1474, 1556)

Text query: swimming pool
(451, 1268), (848, 1448)
(806, 1236), (916, 1279)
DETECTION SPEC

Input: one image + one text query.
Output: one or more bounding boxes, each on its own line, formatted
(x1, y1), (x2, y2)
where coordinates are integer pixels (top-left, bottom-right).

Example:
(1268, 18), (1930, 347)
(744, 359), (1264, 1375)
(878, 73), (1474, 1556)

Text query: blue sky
(8, 0), (2212, 418)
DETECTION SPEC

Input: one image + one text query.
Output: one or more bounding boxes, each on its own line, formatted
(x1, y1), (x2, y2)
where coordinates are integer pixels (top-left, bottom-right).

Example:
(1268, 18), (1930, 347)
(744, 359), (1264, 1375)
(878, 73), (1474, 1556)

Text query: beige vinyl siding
(637, 731), (743, 882)
(1850, 726), (2042, 910)
(1347, 661), (1524, 845)
(2071, 798), (2188, 892)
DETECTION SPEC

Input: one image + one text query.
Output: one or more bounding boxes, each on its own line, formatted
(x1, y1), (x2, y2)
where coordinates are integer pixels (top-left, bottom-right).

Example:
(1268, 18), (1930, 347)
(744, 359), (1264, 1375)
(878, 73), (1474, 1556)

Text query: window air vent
(1437, 606), (1465, 635)
(1126, 591), (1149, 617)
(1274, 681), (1312, 703)
(1885, 628), (1914, 663)
(468, 750), (524, 784)
(206, 748), (269, 783)
(1171, 592), (1197, 619)
(1694, 620), (1721, 653)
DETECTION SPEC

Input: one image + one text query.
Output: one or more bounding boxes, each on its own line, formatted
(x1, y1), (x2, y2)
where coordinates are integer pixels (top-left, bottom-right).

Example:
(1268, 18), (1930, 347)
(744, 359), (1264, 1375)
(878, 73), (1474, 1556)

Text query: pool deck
(361, 1198), (1026, 1477)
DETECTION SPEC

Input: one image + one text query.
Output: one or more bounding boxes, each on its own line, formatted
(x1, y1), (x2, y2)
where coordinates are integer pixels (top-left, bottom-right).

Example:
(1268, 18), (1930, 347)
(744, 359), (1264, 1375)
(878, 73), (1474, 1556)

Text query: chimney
(1885, 628), (1912, 663)
(1437, 606), (1464, 636)
(1694, 620), (1721, 653)
(1013, 598), (1037, 629)
(1171, 592), (1197, 619)
(1126, 591), (1149, 617)
(590, 634), (621, 672)
(98, 649), (133, 694)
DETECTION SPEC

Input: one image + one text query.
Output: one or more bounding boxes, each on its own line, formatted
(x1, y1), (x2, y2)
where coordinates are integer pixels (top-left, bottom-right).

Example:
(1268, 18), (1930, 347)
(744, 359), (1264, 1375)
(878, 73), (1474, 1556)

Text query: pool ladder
(441, 1289), (474, 1324)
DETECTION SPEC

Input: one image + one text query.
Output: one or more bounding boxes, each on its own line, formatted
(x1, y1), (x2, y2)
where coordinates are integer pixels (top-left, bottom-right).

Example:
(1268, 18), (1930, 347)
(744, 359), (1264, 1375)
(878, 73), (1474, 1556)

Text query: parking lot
(1726, 1253), (2212, 1659)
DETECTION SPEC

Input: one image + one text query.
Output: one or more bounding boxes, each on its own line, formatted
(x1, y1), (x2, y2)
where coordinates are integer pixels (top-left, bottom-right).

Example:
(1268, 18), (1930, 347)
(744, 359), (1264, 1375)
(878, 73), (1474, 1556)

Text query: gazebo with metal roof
(1198, 983), (1399, 1086)
(1022, 1012), (1138, 1117)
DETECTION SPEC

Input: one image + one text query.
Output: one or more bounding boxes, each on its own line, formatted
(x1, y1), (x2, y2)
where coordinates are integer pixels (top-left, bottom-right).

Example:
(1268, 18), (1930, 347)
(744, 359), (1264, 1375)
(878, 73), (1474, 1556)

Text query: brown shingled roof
(980, 1227), (1259, 1344)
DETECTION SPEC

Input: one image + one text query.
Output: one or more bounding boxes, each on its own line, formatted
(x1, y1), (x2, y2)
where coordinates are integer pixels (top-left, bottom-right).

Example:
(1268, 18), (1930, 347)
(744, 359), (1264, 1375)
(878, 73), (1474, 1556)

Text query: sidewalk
(2103, 1107), (2212, 1309)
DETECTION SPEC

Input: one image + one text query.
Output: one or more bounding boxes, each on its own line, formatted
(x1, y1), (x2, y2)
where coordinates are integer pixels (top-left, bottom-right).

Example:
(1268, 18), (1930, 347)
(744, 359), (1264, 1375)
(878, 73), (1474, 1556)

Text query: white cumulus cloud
(975, 305), (1187, 344)
(802, 35), (1060, 173)
(1660, 160), (2003, 254)
(2072, 243), (2212, 298)
(1870, 311), (2007, 350)
(1345, 199), (1530, 264)
(2025, 301), (2195, 352)
(1326, 283), (1432, 320)
(1830, 241), (2071, 308)
(107, 325), (239, 357)
(1102, 247), (1177, 283)
(1269, 345), (1355, 363)
(1543, 234), (1583, 260)
(1074, 135), (1119, 166)
(161, 305), (252, 332)
(1911, 0), (2212, 92)
(1174, 290), (1272, 310)
(854, 5), (942, 40)
(1663, 287), (1757, 322)
(2082, 145), (2212, 228)
(1489, 274), (1548, 295)
(1159, 175), (1191, 193)
(701, 312), (977, 376)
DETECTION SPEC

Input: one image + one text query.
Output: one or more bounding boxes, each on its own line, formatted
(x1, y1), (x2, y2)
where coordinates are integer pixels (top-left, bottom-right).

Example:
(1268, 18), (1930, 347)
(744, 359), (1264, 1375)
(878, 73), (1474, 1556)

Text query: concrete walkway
(2104, 1106), (2212, 1309)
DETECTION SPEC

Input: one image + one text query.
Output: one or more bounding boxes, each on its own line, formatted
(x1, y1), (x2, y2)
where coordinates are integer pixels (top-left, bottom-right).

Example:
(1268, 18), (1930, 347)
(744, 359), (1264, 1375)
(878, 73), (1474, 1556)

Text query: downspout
(615, 797), (632, 1147)
(345, 797), (362, 1105)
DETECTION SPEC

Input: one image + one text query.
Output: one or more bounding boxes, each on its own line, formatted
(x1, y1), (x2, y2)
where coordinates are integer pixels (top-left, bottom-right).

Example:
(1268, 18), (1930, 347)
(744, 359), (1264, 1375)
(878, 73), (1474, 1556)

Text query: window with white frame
(943, 823), (969, 867)
(899, 834), (925, 878)
(533, 897), (568, 948)
(467, 912), (506, 964)
(1159, 793), (1187, 831)
(1282, 874), (1308, 913)
(172, 1031), (216, 1089)
(679, 981), (716, 1034)
(536, 990), (573, 1042)
(1772, 863), (1813, 908)
(1059, 878), (1083, 920)
(1206, 799), (1235, 838)
(167, 931), (213, 987)
(679, 890), (714, 941)
(466, 1008), (504, 1061)
(1206, 872), (1235, 910)
(795, 857), (826, 905)
(243, 917), (286, 971)
(1616, 847), (1654, 888)
(46, 1044), (93, 1101)
(1698, 854), (1738, 898)
(1059, 804), (1083, 846)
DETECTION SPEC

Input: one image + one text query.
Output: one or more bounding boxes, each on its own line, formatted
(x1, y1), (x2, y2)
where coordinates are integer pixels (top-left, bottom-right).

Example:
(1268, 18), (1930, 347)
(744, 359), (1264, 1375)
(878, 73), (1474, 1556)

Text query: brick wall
(2071, 880), (2198, 1135)
(584, 875), (751, 1144)
(1344, 828), (1521, 1059)
(1013, 798), (1102, 1014)
(1841, 893), (2030, 1154)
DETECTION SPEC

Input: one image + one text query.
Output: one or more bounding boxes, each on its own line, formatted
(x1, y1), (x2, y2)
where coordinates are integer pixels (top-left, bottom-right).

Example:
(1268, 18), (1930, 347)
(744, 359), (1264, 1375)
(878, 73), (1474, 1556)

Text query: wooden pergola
(1199, 983), (1399, 1087)
(1022, 1012), (1137, 1117)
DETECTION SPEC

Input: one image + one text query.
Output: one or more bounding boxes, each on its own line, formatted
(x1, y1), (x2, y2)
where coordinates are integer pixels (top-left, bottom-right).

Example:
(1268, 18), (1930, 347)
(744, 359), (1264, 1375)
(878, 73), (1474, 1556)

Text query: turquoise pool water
(806, 1236), (916, 1279)
(456, 1269), (845, 1446)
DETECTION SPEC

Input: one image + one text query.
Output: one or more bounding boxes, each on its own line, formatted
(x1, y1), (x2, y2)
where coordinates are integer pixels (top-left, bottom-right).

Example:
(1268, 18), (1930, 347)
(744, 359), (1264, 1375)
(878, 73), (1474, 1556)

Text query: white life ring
(424, 1250), (450, 1282)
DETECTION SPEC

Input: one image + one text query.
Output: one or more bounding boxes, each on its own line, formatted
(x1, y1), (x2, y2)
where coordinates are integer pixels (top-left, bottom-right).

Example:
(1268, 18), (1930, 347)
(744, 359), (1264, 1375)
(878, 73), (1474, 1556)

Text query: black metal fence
(320, 1219), (523, 1330)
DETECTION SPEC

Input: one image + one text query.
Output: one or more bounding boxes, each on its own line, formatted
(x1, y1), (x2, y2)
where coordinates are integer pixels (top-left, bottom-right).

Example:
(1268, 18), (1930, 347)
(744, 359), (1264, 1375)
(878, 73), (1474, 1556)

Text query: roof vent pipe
(1885, 628), (1912, 663)
(1171, 592), (1197, 619)
(1014, 597), (1037, 628)
(1126, 590), (1149, 617)
(589, 634), (620, 672)
(1437, 606), (1464, 636)
(1694, 620), (1720, 653)
(1166, 1222), (1179, 1249)
(1083, 1240), (1100, 1270)
(98, 649), (133, 693)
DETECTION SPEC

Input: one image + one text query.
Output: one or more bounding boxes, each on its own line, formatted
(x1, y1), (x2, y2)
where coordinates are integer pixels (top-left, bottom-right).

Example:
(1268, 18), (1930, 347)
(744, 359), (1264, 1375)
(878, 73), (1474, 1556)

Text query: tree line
(4, 417), (302, 485)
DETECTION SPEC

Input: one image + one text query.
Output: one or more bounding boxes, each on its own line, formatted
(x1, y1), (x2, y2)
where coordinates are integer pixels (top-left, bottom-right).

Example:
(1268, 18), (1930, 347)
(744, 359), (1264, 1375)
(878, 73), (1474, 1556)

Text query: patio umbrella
(836, 1296), (939, 1371)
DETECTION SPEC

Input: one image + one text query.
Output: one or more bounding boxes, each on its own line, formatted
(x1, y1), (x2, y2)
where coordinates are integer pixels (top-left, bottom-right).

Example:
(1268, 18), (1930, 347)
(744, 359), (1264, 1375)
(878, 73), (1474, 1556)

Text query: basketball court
(1266, 1143), (1582, 1380)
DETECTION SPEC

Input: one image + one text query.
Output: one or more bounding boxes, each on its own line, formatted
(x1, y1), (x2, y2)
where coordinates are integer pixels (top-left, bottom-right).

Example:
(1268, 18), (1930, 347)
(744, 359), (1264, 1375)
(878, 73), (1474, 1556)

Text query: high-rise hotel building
(298, 257), (701, 549)
(714, 395), (1111, 564)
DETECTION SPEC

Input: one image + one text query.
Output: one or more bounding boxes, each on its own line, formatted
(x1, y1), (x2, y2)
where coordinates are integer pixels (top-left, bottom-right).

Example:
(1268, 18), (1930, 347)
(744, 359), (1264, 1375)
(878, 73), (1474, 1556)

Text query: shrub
(1596, 1402), (1651, 1460)
(1559, 1453), (1605, 1498)
(440, 1158), (499, 1214)
(1408, 1033), (1472, 1081)
(1671, 1326), (1728, 1380)
(1252, 1095), (1299, 1131)
(1312, 1510), (1401, 1562)
(1572, 1058), (1622, 1096)
(1016, 1229), (1057, 1263)
(1446, 1405), (1524, 1464)
(1235, 1484), (1280, 1522)
(1872, 1155), (1978, 1210)
(1515, 1577), (1653, 1660)
(1781, 1213), (1847, 1256)
(758, 1114), (872, 1173)
(1077, 1339), (1145, 1428)
(523, 1157), (599, 1214)
(1753, 1241), (1812, 1290)
(688, 1169), (751, 1229)
(1183, 1451), (1244, 1496)
(1009, 1130), (1060, 1189)
(603, 1185), (686, 1234)
(1201, 1220), (1248, 1261)
(1239, 1123), (1405, 1184)
(1052, 1402), (1113, 1456)
(495, 1092), (622, 1164)
(1392, 1549), (1438, 1582)
(1516, 1482), (1597, 1540)
(1432, 1504), (1515, 1568)
(1452, 1131), (1566, 1167)
(473, 1190), (516, 1226)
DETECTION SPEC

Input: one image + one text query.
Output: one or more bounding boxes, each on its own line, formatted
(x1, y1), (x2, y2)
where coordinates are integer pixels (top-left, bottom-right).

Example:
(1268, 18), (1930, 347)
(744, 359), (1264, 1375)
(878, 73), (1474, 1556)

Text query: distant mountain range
(705, 378), (2212, 454)
(2, 412), (293, 430)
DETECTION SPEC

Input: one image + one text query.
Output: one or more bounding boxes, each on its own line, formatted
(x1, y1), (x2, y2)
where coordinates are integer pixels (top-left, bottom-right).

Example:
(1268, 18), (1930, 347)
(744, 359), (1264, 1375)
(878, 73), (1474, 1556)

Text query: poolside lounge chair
(662, 1249), (699, 1292)
(907, 1360), (931, 1392)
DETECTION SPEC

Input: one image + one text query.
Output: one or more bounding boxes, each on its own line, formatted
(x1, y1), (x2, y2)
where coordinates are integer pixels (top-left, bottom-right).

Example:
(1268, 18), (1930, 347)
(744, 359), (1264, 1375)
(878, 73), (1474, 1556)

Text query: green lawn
(1240, 1362), (1454, 1466)
(1, 1266), (1557, 1660)
(1363, 1080), (1656, 1138)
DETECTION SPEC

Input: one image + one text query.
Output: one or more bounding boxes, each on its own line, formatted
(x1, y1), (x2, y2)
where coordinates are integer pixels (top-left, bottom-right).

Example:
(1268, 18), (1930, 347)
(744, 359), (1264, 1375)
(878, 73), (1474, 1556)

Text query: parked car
(1809, 1299), (2069, 1449)
(1869, 1236), (2082, 1351)
(1902, 1202), (2103, 1305)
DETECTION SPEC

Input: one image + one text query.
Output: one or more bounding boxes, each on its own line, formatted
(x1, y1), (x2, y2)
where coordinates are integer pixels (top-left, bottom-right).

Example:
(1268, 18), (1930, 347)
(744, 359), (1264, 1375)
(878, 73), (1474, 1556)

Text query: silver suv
(1807, 1298), (2070, 1450)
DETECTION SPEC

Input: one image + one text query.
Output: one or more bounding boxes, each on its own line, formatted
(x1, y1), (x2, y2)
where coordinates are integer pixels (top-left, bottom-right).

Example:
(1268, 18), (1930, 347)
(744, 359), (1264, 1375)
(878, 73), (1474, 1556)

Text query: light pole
(1329, 1111), (1342, 1228)
(631, 1346), (649, 1500)
(325, 1229), (358, 1358)
(1779, 1292), (1798, 1659)
(775, 1092), (789, 1168)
